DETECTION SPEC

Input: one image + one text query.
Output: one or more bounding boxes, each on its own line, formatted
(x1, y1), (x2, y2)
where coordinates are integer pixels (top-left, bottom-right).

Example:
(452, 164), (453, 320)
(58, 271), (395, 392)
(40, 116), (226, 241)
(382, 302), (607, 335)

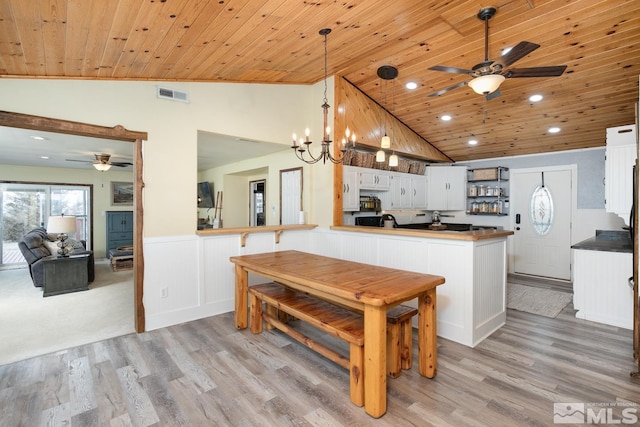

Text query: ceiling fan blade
(111, 162), (133, 167)
(485, 88), (501, 101)
(505, 65), (567, 78)
(427, 81), (468, 97)
(429, 65), (473, 75)
(498, 41), (540, 67)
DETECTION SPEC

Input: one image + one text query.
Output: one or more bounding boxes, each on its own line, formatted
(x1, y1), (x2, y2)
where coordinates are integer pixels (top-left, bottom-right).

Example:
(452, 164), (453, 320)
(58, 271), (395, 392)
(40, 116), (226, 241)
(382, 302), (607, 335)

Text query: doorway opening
(250, 180), (266, 227)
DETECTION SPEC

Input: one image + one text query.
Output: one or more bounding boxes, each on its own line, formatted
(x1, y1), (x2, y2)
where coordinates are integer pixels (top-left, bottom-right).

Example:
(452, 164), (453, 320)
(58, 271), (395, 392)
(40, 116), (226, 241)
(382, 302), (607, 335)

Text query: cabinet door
(360, 170), (391, 190)
(411, 176), (428, 209)
(605, 142), (636, 218)
(108, 212), (133, 232)
(446, 167), (467, 211)
(342, 166), (360, 211)
(427, 167), (466, 210)
(376, 172), (392, 190)
(390, 174), (405, 209)
(426, 168), (449, 210)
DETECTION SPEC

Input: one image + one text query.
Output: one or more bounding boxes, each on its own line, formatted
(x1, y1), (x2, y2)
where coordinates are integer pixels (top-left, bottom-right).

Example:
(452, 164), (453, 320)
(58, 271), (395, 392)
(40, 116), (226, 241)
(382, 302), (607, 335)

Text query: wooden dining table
(230, 250), (446, 418)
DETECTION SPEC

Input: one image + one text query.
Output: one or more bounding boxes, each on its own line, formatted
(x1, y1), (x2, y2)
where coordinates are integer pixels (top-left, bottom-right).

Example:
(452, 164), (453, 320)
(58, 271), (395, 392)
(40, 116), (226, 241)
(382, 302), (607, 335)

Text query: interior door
(512, 168), (572, 280)
(280, 167), (302, 225)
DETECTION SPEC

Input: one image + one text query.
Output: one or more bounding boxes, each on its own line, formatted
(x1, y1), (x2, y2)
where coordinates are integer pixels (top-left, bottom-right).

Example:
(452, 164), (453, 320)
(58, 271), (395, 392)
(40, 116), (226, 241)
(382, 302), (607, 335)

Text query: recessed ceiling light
(441, 114), (452, 121)
(529, 94), (543, 102)
(405, 81), (418, 90)
(548, 127), (561, 133)
(40, 156), (49, 159)
(468, 139), (478, 146)
(31, 136), (47, 141)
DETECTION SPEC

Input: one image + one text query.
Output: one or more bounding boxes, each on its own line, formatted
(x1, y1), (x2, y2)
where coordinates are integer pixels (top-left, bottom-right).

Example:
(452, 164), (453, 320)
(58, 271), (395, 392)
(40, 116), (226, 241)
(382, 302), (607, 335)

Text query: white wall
(0, 77), (337, 327)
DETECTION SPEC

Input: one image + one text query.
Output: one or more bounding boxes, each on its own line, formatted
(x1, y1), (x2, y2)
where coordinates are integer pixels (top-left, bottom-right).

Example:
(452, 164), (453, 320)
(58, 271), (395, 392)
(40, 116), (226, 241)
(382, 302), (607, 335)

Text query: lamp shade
(467, 74), (505, 95)
(389, 154), (399, 167)
(47, 216), (77, 234)
(93, 162), (112, 172)
(376, 150), (386, 163)
(380, 135), (391, 149)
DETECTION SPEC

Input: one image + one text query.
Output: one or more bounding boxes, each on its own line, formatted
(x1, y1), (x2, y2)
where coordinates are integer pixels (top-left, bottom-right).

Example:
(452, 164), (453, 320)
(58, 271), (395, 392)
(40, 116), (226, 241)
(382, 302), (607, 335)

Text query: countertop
(330, 225), (514, 241)
(571, 230), (632, 253)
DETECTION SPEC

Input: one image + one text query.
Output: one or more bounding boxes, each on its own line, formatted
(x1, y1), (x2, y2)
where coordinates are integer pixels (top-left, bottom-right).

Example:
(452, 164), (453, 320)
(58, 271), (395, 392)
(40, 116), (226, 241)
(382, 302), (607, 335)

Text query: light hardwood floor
(1, 303), (638, 426)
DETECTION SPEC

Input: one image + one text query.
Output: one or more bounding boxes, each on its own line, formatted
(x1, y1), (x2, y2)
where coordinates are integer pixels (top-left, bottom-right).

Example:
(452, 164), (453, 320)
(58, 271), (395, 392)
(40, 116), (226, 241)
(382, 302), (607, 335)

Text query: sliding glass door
(0, 183), (91, 267)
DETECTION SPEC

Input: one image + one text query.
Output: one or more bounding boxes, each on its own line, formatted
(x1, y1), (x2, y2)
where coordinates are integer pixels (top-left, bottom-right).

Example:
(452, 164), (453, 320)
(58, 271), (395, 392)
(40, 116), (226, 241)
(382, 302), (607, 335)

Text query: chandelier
(376, 65), (399, 167)
(291, 28), (354, 164)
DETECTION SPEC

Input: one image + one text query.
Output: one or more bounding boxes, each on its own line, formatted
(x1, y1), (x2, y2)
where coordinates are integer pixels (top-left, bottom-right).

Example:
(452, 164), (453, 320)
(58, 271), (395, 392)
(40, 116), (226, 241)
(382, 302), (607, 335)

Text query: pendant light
(291, 28), (354, 164)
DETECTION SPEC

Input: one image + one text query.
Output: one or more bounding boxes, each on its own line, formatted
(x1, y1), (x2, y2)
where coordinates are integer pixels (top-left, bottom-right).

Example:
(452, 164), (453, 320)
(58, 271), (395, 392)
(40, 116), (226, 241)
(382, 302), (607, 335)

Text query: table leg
(364, 305), (387, 418)
(418, 288), (437, 378)
(234, 264), (248, 329)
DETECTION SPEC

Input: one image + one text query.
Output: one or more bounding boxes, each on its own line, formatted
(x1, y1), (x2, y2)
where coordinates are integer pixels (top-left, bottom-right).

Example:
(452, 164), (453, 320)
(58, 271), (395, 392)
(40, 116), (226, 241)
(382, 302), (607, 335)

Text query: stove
(354, 216), (475, 231)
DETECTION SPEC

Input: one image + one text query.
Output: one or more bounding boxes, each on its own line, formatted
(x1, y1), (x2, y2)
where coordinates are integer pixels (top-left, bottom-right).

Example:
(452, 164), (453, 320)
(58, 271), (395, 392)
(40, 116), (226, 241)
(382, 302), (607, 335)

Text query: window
(530, 185), (553, 235)
(1, 183), (91, 265)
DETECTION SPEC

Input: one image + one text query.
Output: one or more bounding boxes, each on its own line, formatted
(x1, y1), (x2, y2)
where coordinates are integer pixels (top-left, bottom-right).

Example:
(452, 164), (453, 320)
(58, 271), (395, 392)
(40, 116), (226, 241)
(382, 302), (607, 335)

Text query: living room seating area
(18, 227), (95, 292)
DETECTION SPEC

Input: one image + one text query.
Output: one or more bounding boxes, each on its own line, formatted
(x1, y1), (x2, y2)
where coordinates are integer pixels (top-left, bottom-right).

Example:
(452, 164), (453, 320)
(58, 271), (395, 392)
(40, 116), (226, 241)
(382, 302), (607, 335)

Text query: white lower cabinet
(573, 249), (633, 329)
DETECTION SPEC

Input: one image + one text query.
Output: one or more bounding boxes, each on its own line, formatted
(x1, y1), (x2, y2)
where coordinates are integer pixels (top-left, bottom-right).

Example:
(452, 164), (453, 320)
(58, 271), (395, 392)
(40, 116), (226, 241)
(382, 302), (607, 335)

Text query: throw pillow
(44, 240), (60, 256)
(66, 238), (85, 249)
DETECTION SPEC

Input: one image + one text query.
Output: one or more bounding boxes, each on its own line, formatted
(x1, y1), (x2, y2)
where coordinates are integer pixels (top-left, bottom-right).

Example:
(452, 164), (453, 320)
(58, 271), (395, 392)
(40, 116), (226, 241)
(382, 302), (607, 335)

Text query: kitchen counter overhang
(331, 225), (514, 241)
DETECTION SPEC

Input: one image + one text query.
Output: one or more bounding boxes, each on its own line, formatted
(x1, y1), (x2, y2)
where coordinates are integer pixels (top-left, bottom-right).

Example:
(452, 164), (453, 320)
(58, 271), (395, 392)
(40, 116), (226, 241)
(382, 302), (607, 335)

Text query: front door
(512, 168), (573, 280)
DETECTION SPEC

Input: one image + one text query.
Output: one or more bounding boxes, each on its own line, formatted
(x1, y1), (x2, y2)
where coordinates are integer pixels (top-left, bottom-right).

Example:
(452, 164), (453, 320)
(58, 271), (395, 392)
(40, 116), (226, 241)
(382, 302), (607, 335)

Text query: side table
(42, 254), (89, 297)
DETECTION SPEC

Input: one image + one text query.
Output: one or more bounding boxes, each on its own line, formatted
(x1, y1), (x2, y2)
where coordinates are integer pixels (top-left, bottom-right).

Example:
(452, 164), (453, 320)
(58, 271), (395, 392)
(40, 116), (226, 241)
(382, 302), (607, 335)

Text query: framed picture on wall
(111, 181), (134, 206)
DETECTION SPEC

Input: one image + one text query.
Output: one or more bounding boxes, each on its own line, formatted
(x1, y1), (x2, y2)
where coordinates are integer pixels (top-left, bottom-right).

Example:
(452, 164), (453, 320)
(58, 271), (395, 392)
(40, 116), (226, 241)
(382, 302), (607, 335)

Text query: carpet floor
(0, 260), (134, 365)
(507, 282), (574, 318)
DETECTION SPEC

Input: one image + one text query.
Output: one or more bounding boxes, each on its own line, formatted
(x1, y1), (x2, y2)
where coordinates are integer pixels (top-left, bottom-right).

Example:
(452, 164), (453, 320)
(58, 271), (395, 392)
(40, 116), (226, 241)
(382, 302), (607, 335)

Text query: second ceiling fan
(427, 6), (567, 100)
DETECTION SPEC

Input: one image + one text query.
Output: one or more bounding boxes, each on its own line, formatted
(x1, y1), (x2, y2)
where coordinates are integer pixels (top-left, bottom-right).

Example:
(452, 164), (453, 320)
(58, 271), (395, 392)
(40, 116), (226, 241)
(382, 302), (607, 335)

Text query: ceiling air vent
(156, 86), (189, 103)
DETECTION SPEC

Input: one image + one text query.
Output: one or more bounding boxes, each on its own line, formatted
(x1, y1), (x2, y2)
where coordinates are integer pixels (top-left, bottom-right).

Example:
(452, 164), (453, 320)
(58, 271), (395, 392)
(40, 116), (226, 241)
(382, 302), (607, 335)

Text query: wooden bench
(248, 283), (418, 406)
(386, 304), (418, 378)
(249, 282), (365, 406)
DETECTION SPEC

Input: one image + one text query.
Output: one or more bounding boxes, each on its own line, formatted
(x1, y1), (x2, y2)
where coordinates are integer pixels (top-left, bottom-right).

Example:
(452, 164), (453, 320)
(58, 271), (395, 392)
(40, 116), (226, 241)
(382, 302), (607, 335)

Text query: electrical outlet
(160, 288), (168, 298)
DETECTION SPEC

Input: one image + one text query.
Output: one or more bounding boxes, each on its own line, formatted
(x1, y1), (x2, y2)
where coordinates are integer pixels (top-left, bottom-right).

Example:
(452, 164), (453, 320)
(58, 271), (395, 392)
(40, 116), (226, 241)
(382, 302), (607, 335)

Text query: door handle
(515, 213), (521, 224)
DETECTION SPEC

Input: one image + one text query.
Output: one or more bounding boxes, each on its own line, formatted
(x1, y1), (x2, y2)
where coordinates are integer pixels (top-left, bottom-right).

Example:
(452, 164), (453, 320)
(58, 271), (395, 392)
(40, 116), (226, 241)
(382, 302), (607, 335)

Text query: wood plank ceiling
(0, 0), (638, 162)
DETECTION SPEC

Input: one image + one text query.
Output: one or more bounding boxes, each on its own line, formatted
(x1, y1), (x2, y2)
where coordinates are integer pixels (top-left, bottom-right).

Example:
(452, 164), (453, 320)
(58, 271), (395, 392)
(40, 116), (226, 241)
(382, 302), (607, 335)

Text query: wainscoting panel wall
(145, 228), (507, 348)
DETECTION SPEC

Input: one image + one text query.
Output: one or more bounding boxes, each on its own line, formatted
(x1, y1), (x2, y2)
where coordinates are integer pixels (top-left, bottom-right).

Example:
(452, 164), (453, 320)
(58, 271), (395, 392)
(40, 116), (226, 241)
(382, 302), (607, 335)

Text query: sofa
(18, 227), (95, 288)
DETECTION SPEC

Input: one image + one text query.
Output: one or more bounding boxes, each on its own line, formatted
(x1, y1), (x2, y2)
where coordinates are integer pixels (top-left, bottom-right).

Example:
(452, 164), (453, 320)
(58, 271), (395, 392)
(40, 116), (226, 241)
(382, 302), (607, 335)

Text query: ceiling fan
(65, 153), (133, 171)
(427, 6), (567, 100)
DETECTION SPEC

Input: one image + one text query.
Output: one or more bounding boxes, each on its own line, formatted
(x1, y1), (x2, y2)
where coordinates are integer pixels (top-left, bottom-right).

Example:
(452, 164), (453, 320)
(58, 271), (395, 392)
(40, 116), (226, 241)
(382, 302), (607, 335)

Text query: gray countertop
(571, 230), (632, 253)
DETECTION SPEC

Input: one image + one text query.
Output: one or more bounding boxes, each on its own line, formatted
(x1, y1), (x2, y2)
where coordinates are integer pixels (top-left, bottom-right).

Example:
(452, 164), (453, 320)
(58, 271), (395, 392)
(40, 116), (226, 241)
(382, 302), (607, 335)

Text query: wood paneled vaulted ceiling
(1, 0), (638, 162)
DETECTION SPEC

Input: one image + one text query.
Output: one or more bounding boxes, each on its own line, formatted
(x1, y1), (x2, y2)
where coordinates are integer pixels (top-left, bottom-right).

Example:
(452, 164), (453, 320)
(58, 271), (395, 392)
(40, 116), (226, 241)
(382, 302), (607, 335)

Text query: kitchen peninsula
(331, 225), (514, 347)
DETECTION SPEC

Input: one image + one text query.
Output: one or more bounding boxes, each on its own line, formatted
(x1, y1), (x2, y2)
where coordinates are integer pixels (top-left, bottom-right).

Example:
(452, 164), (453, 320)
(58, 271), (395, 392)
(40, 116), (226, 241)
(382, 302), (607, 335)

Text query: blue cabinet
(106, 211), (133, 252)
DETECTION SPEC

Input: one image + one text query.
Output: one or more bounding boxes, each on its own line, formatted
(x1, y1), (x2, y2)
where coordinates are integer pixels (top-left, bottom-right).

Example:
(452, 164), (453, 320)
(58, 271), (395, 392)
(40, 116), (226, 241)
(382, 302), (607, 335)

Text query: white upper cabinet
(343, 166), (360, 211)
(605, 124), (637, 223)
(390, 173), (428, 209)
(359, 169), (391, 190)
(411, 175), (428, 209)
(426, 166), (467, 211)
(390, 173), (412, 209)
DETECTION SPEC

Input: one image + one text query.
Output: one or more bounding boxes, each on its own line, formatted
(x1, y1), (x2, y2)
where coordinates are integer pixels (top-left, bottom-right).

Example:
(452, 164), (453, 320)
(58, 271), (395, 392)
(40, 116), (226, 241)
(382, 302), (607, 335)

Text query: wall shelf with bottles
(467, 167), (509, 216)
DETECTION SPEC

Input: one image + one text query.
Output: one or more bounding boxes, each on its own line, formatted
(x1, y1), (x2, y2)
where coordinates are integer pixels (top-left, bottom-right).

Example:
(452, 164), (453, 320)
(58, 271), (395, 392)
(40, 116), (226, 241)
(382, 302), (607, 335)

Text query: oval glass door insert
(530, 185), (553, 235)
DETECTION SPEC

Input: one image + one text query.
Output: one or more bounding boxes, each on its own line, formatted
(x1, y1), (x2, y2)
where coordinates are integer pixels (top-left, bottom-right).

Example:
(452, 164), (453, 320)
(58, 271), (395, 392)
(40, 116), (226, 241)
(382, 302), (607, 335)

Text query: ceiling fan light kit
(468, 74), (505, 95)
(93, 162), (112, 172)
(427, 6), (566, 100)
